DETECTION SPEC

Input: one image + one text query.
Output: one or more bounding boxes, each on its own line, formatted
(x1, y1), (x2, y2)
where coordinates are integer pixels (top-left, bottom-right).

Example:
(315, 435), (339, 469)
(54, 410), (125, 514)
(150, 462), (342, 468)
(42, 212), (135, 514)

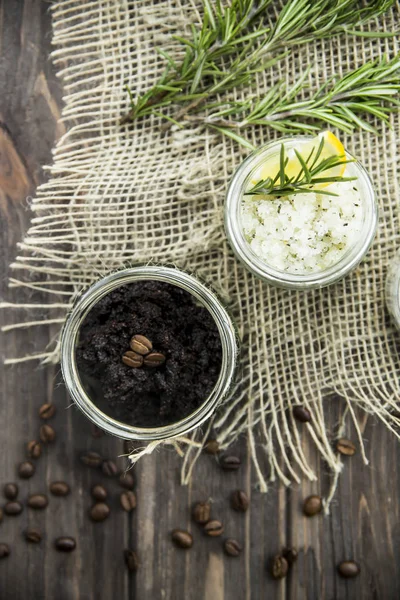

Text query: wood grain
(0, 1), (399, 599)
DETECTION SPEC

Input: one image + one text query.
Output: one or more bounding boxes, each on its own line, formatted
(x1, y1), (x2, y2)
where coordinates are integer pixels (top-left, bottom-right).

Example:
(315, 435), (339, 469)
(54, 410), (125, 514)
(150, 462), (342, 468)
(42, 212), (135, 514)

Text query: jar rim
(225, 136), (379, 290)
(60, 265), (239, 440)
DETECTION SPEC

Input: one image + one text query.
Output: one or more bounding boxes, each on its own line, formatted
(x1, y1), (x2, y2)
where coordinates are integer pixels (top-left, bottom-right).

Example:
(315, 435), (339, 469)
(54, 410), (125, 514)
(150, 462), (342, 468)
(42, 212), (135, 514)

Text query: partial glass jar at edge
(386, 250), (400, 329)
(225, 136), (379, 290)
(60, 266), (239, 441)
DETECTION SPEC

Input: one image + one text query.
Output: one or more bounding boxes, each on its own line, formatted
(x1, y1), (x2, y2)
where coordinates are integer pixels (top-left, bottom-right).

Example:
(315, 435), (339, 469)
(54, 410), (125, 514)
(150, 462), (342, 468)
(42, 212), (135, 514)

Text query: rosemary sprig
(121, 0), (398, 125)
(185, 54), (400, 147)
(244, 137), (356, 198)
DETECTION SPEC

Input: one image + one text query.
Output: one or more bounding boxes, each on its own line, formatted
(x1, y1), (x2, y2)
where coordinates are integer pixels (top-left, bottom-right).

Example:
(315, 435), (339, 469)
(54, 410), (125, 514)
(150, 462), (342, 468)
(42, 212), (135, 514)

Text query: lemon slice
(250, 131), (347, 189)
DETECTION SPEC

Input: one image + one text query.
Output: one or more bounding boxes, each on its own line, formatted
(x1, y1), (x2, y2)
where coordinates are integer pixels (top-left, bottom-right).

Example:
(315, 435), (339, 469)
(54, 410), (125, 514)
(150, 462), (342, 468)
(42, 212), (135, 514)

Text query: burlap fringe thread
(2, 1), (400, 511)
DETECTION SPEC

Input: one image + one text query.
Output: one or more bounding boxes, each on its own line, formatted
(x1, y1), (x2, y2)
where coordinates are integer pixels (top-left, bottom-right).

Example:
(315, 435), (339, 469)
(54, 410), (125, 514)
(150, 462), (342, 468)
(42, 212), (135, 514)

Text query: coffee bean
(130, 334), (152, 355)
(336, 438), (356, 456)
(231, 490), (249, 512)
(101, 460), (118, 477)
(120, 491), (137, 512)
(49, 482), (70, 497)
(91, 484), (108, 502)
(224, 538), (242, 557)
(28, 494), (48, 509)
(39, 424), (56, 443)
(39, 403), (56, 420)
(18, 461), (35, 479)
(171, 529), (193, 549)
(192, 502), (211, 524)
(91, 424), (105, 438)
(293, 405), (311, 423)
(204, 520), (224, 537)
(55, 537), (76, 552)
(0, 544), (10, 559)
(80, 451), (102, 468)
(89, 502), (110, 522)
(124, 549), (139, 572)
(220, 455), (241, 471)
(204, 439), (220, 455)
(27, 440), (42, 459)
(303, 495), (323, 517)
(122, 351), (143, 368)
(4, 501), (23, 516)
(25, 529), (42, 543)
(4, 483), (18, 500)
(270, 555), (289, 579)
(282, 546), (298, 565)
(337, 560), (360, 578)
(143, 351), (166, 368)
(118, 472), (135, 490)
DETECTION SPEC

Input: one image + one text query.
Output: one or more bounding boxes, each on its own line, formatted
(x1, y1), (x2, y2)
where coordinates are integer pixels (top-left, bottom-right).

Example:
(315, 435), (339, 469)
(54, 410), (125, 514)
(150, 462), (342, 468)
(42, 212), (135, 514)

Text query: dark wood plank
(1, 2), (400, 600)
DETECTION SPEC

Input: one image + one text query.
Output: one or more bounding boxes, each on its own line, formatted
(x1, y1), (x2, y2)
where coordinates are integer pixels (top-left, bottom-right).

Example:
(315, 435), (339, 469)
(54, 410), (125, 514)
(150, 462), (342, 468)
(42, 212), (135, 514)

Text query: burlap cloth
(3, 0), (400, 499)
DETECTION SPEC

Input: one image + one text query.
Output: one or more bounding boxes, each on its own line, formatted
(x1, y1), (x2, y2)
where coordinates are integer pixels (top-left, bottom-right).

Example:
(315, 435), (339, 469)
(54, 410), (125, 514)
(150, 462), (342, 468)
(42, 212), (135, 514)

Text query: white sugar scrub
(225, 133), (378, 289)
(241, 171), (363, 274)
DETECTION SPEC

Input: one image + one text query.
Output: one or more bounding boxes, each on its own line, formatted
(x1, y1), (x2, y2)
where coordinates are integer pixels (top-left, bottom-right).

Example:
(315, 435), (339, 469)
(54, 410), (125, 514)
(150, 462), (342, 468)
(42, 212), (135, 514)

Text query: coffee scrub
(61, 266), (239, 440)
(76, 280), (222, 427)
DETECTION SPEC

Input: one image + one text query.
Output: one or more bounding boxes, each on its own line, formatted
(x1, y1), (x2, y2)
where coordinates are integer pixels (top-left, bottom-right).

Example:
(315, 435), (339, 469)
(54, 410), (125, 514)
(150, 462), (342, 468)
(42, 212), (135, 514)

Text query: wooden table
(0, 3), (399, 599)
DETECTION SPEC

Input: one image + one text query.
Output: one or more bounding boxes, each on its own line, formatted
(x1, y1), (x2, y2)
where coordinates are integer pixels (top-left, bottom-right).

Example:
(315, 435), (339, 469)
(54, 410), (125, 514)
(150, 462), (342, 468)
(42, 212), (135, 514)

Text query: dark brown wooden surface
(0, 2), (399, 599)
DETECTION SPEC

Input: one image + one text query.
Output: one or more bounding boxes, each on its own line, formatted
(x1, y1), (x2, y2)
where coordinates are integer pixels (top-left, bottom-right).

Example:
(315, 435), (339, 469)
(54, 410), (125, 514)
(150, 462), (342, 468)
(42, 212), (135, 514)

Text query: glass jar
(225, 136), (378, 290)
(60, 265), (239, 441)
(386, 250), (400, 328)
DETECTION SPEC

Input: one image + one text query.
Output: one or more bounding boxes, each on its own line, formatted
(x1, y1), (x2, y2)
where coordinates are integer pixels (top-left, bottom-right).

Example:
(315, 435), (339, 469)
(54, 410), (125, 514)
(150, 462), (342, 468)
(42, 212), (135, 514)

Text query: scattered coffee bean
(101, 460), (118, 477)
(4, 501), (23, 516)
(89, 502), (110, 522)
(118, 472), (135, 490)
(0, 544), (10, 559)
(303, 495), (323, 517)
(130, 334), (152, 355)
(270, 555), (289, 579)
(171, 529), (193, 549)
(120, 491), (137, 512)
(39, 403), (56, 420)
(204, 439), (220, 455)
(80, 451), (102, 468)
(293, 405), (311, 423)
(336, 438), (356, 456)
(39, 424), (56, 443)
(25, 529), (42, 544)
(28, 494), (48, 509)
(192, 501), (211, 524)
(18, 461), (35, 479)
(4, 483), (18, 501)
(49, 482), (70, 497)
(27, 440), (42, 459)
(204, 520), (224, 537)
(231, 490), (249, 512)
(0, 508), (3, 523)
(124, 549), (139, 572)
(91, 484), (108, 502)
(220, 455), (241, 471)
(282, 546), (298, 565)
(55, 537), (76, 552)
(337, 560), (360, 578)
(122, 351), (143, 368)
(143, 352), (166, 368)
(224, 538), (242, 557)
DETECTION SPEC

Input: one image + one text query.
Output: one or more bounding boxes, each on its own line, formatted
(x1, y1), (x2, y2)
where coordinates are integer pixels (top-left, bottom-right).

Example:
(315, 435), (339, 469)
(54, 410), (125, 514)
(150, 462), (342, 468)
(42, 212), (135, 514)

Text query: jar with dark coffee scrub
(61, 266), (239, 440)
